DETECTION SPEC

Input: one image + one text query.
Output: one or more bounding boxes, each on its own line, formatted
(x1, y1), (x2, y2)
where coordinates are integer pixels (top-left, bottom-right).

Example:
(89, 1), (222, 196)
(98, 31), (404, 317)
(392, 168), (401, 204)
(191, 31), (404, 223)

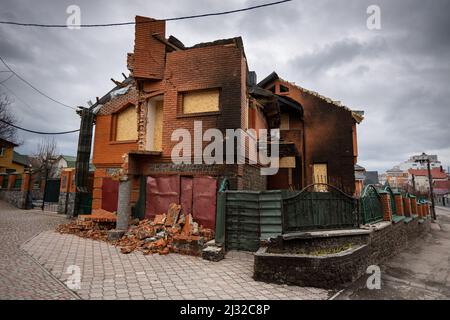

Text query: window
(113, 104), (138, 141)
(182, 89), (220, 114)
(0, 147), (4, 157)
(279, 84), (289, 93)
(313, 163), (328, 192)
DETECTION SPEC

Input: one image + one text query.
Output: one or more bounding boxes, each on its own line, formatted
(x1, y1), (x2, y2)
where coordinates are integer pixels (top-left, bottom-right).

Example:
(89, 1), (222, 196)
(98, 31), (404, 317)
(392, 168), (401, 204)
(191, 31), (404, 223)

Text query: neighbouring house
(354, 164), (366, 196)
(53, 155), (77, 177)
(52, 155), (95, 177)
(408, 167), (448, 193)
(0, 138), (30, 173)
(433, 180), (450, 206)
(398, 154), (442, 171)
(385, 166), (409, 190)
(364, 171), (379, 186)
(90, 16), (364, 229)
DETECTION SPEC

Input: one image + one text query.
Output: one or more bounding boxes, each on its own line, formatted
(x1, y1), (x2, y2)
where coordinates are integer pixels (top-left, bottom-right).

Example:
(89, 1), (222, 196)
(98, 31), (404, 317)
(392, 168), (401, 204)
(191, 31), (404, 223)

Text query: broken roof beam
(110, 78), (127, 88)
(152, 33), (183, 51)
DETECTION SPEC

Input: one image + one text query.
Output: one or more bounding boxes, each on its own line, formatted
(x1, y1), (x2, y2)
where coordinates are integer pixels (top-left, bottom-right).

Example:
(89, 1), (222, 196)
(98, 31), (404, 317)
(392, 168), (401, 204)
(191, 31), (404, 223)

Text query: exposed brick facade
(91, 15), (360, 217)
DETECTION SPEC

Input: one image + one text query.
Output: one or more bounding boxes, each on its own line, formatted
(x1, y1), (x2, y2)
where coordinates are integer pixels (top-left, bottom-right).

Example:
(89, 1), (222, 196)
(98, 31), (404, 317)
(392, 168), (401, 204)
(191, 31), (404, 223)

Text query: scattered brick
(56, 203), (214, 257)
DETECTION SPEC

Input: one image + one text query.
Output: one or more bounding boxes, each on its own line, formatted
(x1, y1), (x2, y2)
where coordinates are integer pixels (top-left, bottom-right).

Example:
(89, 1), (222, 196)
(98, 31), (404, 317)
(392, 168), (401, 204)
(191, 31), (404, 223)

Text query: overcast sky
(0, 0), (449, 173)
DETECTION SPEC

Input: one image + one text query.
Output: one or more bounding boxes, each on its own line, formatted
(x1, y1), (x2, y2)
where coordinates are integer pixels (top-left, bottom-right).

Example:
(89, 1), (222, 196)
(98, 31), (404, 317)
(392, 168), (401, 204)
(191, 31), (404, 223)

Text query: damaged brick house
(91, 16), (363, 230)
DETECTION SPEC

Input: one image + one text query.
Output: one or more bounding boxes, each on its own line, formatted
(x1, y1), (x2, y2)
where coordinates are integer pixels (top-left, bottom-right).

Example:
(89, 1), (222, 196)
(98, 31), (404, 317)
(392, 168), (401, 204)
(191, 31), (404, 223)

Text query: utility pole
(426, 158), (437, 220)
(415, 152), (437, 220)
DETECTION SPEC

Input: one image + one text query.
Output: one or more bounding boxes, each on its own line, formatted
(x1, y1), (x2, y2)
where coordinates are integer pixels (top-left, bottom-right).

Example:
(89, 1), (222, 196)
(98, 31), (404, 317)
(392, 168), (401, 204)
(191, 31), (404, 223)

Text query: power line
(0, 118), (79, 135)
(0, 0), (292, 28)
(0, 56), (75, 110)
(0, 82), (35, 110)
(0, 73), (14, 84)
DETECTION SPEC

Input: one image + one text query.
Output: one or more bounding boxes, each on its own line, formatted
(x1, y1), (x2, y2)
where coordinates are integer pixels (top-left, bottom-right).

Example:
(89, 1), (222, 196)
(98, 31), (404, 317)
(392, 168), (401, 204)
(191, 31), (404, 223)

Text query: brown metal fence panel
(145, 175), (179, 219)
(101, 177), (119, 213)
(192, 176), (217, 229)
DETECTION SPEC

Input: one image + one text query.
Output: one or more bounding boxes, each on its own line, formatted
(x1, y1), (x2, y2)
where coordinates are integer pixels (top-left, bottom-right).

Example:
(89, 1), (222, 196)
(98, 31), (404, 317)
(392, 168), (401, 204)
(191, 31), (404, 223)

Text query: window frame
(110, 103), (138, 143)
(177, 87), (222, 118)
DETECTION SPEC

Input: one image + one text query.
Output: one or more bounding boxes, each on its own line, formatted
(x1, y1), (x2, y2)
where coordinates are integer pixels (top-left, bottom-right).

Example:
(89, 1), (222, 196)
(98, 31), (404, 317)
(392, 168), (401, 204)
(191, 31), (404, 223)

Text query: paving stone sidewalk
(21, 230), (331, 300)
(0, 201), (76, 300)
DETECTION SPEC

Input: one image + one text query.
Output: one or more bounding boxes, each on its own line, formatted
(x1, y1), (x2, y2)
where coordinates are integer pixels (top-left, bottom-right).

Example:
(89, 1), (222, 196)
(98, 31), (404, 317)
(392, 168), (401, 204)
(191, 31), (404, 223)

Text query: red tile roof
(408, 168), (448, 179)
(433, 180), (450, 190)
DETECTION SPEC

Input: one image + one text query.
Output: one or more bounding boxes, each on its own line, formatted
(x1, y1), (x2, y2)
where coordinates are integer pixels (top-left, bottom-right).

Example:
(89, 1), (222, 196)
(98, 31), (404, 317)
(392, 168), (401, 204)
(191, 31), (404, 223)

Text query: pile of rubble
(56, 204), (214, 257)
(55, 209), (117, 241)
(115, 203), (214, 256)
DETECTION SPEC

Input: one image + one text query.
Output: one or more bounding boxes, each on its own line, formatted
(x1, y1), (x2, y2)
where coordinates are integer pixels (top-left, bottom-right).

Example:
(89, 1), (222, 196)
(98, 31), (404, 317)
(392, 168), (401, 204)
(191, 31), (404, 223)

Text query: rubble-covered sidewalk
(56, 204), (214, 256)
(21, 230), (331, 300)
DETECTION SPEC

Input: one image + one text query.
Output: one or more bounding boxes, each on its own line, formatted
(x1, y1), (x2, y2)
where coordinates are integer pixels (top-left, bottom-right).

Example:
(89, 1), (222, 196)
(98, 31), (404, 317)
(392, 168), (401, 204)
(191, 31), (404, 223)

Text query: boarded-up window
(313, 163), (328, 192)
(115, 105), (137, 141)
(280, 113), (289, 130)
(182, 89), (219, 114)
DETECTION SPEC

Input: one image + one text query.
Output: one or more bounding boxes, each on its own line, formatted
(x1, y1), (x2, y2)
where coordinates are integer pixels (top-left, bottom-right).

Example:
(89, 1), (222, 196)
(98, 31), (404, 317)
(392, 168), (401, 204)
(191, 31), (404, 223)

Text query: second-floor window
(0, 147), (4, 157)
(181, 88), (220, 115)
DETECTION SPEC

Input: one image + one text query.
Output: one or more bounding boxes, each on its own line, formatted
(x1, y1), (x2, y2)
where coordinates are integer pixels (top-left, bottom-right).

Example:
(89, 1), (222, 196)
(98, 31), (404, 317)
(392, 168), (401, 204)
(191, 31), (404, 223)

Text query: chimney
(248, 71), (257, 86)
(133, 16), (166, 80)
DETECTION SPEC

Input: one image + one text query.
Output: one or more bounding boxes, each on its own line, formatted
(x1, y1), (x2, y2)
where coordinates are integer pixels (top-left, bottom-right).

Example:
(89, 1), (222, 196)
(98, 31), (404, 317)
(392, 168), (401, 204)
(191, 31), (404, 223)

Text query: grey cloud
(0, 0), (448, 172)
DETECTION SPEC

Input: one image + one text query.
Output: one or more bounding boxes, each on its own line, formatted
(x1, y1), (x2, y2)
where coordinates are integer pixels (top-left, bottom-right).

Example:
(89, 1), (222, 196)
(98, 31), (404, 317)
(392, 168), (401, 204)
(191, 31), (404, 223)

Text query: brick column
(379, 191), (392, 221)
(394, 193), (404, 215)
(21, 173), (30, 192)
(418, 203), (424, 218)
(404, 197), (412, 217)
(410, 197), (417, 215)
(7, 174), (16, 190)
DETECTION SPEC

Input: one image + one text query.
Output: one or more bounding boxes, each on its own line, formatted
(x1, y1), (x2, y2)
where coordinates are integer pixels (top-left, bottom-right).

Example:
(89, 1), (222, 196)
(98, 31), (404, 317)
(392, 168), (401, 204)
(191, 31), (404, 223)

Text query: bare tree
(0, 94), (19, 142)
(34, 138), (58, 176)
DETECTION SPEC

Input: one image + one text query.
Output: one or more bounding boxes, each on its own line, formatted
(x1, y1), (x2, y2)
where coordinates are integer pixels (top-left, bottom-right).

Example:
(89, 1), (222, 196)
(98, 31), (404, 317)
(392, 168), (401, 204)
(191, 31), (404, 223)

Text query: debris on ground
(56, 208), (117, 241)
(115, 203), (214, 256)
(56, 203), (214, 257)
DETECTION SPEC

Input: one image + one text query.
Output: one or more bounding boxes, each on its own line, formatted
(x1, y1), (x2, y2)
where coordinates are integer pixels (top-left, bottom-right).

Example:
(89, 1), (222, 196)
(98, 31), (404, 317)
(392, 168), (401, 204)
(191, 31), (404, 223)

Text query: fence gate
(282, 183), (359, 232)
(44, 178), (60, 203)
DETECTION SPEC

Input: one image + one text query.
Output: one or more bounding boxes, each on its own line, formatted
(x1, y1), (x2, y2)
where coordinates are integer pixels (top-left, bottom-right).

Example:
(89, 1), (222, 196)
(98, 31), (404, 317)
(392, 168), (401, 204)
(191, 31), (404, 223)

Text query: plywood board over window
(313, 163), (328, 192)
(115, 105), (138, 141)
(182, 89), (219, 114)
(280, 113), (290, 130)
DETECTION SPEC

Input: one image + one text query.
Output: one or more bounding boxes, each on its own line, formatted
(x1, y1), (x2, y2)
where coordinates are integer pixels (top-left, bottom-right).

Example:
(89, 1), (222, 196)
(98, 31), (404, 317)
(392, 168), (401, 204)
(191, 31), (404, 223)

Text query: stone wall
(57, 192), (76, 215)
(254, 218), (431, 289)
(0, 190), (27, 209)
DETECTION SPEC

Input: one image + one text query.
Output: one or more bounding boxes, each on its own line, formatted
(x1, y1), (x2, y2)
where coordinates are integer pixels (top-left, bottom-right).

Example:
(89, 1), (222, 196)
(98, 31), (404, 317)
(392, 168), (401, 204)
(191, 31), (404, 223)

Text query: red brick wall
(132, 16), (166, 79)
(161, 44), (245, 160)
(93, 115), (138, 166)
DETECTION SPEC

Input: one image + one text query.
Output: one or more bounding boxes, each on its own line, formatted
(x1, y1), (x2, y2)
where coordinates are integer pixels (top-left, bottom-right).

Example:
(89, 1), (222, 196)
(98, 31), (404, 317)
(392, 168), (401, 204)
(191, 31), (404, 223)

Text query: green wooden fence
(360, 185), (383, 224)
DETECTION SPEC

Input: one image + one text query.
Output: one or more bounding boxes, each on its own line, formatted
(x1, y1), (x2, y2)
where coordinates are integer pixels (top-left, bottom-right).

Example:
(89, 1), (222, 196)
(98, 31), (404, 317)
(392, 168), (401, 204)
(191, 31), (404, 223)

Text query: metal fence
(282, 183), (359, 232)
(360, 185), (383, 224)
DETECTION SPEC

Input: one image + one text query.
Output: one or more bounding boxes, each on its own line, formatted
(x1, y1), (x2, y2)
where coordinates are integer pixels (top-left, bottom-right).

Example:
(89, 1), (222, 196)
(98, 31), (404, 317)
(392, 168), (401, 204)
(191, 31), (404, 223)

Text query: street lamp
(415, 152), (437, 220)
